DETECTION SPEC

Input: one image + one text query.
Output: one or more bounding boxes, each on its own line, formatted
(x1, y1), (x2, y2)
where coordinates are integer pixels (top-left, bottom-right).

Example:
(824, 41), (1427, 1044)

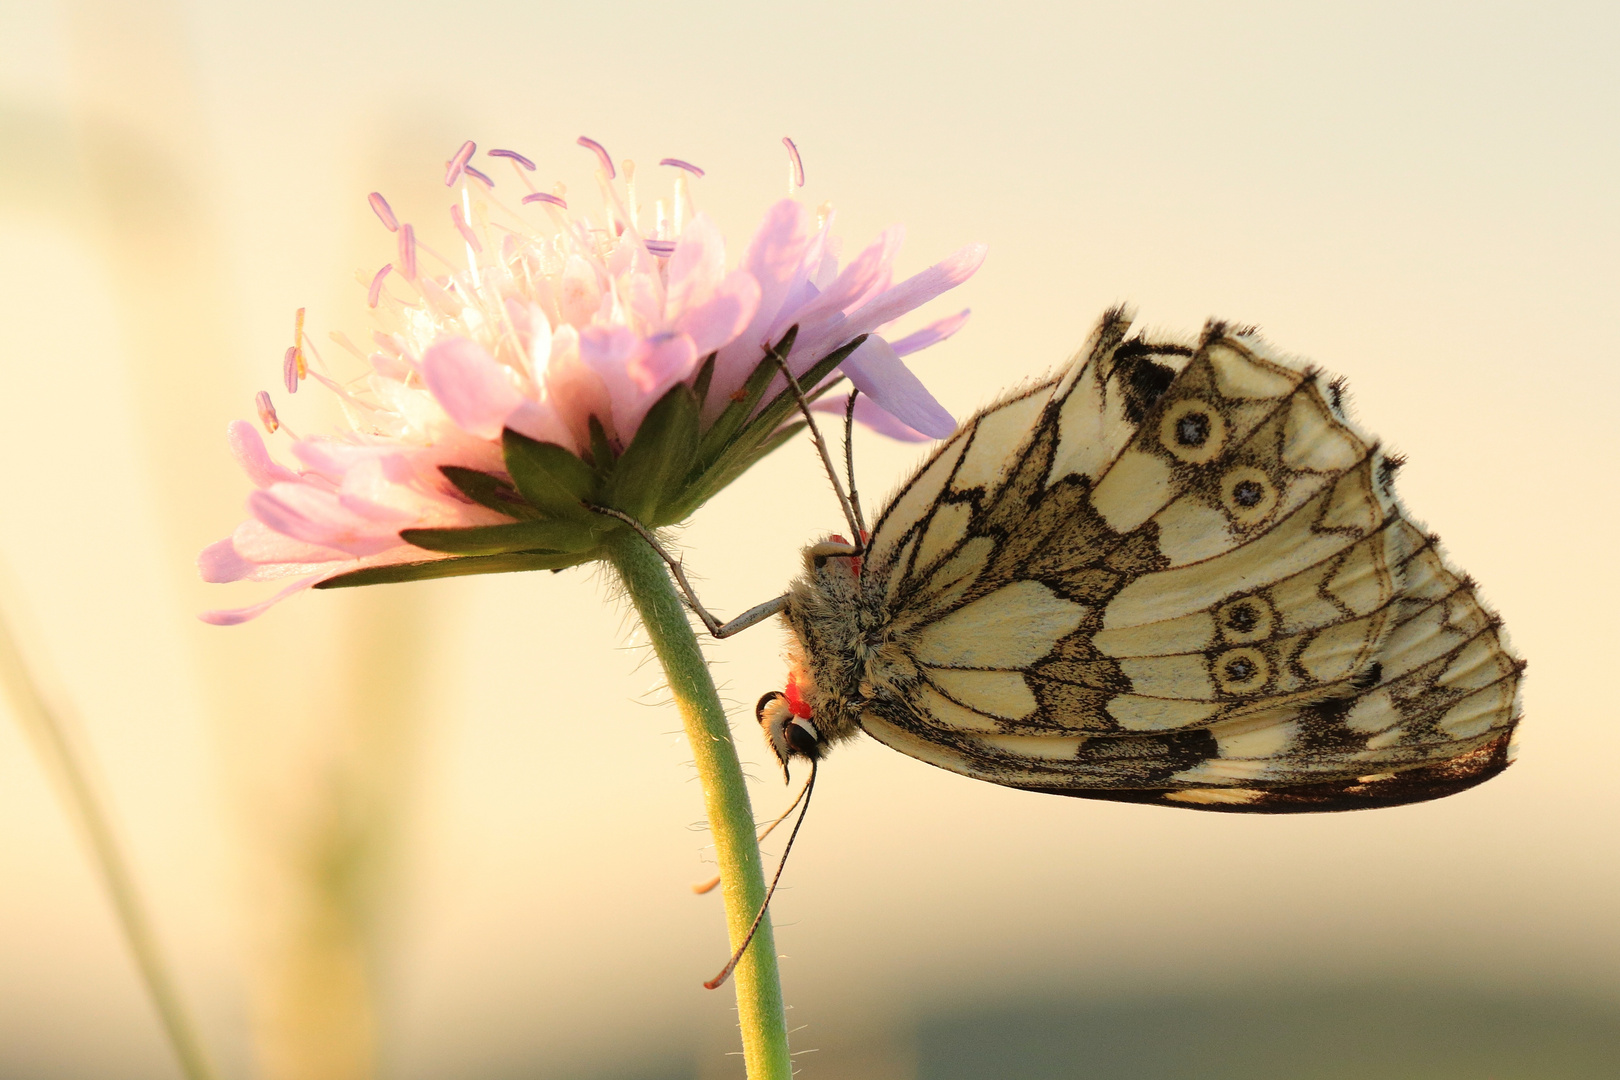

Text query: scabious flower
(200, 138), (985, 625)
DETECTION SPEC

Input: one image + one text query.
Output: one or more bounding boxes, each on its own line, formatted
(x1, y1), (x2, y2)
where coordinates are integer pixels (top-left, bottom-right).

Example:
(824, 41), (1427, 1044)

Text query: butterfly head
(757, 671), (824, 781)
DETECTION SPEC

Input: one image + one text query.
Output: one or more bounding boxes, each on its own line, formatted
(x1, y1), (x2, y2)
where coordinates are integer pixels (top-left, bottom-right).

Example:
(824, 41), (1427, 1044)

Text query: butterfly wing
(852, 309), (1522, 812)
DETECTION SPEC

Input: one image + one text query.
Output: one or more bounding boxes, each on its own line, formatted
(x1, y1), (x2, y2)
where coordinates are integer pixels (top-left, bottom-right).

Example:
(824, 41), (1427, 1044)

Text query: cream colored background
(0, 1), (1615, 1078)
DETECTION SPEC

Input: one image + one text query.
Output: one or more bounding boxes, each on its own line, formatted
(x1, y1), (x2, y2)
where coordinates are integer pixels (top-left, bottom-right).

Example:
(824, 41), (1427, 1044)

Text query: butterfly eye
(1219, 465), (1279, 524)
(1158, 399), (1228, 464)
(1212, 646), (1271, 694)
(785, 717), (823, 759)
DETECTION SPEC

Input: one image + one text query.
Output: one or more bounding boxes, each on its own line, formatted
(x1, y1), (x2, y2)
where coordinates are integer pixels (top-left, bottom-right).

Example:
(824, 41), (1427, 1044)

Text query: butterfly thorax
(778, 538), (916, 752)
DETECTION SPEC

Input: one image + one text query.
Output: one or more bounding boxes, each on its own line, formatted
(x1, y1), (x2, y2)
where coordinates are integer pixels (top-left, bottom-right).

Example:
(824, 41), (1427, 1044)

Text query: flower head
(201, 138), (984, 624)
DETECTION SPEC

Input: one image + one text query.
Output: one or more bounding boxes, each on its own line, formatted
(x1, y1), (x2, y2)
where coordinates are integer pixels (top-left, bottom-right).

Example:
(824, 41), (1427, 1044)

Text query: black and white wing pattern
(784, 309), (1522, 812)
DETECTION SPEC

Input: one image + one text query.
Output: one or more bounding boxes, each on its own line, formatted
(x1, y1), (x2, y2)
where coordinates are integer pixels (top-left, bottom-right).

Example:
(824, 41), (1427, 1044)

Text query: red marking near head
(826, 533), (865, 577)
(783, 674), (814, 719)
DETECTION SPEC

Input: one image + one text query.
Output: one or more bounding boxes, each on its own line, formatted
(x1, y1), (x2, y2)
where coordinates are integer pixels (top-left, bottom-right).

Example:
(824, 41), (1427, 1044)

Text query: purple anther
(368, 264), (392, 308)
(522, 192), (568, 209)
(283, 346), (300, 393)
(489, 148), (536, 170)
(255, 390), (280, 434)
(450, 204), (482, 253)
(577, 136), (615, 179)
(368, 192), (399, 232)
(659, 157), (705, 178)
(399, 224), (418, 281)
(462, 164), (494, 187)
(644, 239), (677, 257)
(444, 140), (477, 186)
(783, 136), (805, 188)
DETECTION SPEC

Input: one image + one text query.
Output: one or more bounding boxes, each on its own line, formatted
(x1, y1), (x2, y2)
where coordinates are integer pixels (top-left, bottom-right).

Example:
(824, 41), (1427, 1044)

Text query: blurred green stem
(605, 531), (791, 1080)
(0, 603), (219, 1080)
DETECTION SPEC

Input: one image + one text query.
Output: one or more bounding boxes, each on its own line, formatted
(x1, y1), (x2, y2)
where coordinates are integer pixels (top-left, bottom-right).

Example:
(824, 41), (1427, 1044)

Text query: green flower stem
(0, 604), (218, 1080)
(604, 530), (791, 1080)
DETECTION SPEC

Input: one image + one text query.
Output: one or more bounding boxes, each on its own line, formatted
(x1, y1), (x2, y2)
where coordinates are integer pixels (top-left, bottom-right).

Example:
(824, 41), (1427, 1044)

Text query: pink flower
(201, 140), (983, 624)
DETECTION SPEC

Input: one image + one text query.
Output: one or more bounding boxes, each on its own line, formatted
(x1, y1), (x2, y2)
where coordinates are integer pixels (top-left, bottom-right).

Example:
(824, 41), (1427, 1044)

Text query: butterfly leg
(588, 503), (787, 638)
(768, 338), (866, 552)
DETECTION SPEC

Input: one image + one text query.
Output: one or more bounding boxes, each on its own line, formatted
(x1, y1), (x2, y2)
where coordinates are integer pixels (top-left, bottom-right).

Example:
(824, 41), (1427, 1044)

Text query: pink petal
(231, 518), (349, 565)
(703, 202), (818, 415)
(809, 394), (932, 443)
(664, 213), (728, 316)
(421, 337), (526, 440)
(577, 325), (647, 439)
(540, 326), (615, 446)
(840, 243), (986, 343)
(504, 297), (554, 380)
(557, 255), (604, 328)
(249, 484), (404, 557)
(228, 420), (298, 487)
(890, 309), (972, 357)
(198, 538), (255, 583)
(775, 226), (903, 345)
(504, 398), (577, 448)
(633, 334), (699, 394)
(675, 270), (760, 357)
(199, 576), (324, 626)
(742, 200), (817, 321)
(838, 336), (955, 439)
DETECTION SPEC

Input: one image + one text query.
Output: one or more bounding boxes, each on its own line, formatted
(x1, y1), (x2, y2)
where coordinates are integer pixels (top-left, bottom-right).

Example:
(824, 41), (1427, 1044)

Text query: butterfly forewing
(791, 308), (1522, 812)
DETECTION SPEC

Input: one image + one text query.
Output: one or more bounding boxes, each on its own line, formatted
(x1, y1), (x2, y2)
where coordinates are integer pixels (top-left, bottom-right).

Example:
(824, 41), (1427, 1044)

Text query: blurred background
(1, 0), (1617, 1077)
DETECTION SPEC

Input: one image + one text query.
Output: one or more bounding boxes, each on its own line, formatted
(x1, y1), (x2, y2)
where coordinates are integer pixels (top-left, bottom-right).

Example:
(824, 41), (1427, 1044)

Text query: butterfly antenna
(842, 389), (868, 540)
(691, 778), (813, 894)
(703, 759), (817, 990)
(769, 338), (865, 554)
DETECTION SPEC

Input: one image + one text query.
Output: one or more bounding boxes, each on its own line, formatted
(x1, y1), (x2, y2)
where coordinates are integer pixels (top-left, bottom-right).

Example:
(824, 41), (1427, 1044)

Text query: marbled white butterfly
(755, 309), (1523, 812)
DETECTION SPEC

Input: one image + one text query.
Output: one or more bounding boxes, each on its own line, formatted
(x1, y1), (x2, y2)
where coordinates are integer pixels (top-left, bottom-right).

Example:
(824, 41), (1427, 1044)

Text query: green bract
(315, 329), (861, 590)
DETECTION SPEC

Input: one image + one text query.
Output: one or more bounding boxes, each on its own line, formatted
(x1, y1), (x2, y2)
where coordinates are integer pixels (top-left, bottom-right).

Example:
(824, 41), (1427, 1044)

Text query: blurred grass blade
(0, 586), (220, 1080)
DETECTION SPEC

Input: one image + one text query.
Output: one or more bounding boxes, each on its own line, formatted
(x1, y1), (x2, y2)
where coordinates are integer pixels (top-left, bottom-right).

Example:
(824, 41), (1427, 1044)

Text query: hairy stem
(604, 530), (790, 1080)
(0, 603), (219, 1080)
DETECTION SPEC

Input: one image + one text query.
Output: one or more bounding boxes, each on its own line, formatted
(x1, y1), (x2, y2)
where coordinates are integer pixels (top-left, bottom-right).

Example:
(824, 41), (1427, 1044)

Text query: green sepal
(668, 421), (805, 521)
(501, 431), (599, 523)
(605, 383), (700, 524)
(439, 466), (544, 520)
(401, 519), (599, 555)
(736, 334), (865, 451)
(588, 415), (616, 475)
(696, 326), (797, 469)
(313, 550), (589, 589)
(692, 336), (865, 506)
(691, 352), (716, 408)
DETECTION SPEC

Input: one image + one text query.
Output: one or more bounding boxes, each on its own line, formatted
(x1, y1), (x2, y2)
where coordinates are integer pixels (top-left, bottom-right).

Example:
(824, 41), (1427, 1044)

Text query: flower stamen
(577, 135), (615, 179)
(367, 264), (392, 308)
(444, 139), (476, 186)
(451, 203), (482, 254)
(399, 224), (418, 280)
(783, 136), (805, 191)
(292, 306), (307, 375)
(488, 148), (535, 170)
(368, 192), (399, 232)
(254, 390), (280, 434)
(659, 157), (705, 178)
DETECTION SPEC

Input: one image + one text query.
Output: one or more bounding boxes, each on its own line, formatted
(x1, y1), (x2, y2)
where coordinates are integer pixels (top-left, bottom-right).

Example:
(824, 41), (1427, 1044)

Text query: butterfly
(753, 308), (1523, 813)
